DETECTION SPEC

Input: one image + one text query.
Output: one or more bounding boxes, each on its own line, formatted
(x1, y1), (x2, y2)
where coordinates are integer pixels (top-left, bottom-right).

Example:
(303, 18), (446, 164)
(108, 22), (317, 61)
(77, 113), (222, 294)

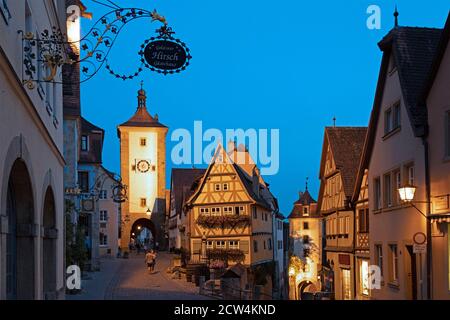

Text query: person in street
(145, 250), (156, 274)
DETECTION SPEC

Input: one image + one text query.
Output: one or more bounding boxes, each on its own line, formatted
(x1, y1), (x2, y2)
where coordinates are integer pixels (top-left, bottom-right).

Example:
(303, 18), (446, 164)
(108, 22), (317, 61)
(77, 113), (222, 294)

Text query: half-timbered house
(318, 126), (367, 300)
(185, 144), (276, 296)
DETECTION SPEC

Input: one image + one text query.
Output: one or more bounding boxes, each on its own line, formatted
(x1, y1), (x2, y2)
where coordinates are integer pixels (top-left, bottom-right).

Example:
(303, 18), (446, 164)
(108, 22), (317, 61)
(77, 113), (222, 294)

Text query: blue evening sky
(80, 0), (450, 216)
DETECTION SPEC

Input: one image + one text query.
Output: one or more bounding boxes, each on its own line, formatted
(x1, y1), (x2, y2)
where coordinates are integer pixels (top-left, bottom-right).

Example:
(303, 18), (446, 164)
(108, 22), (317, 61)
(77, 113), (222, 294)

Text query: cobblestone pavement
(68, 252), (211, 300)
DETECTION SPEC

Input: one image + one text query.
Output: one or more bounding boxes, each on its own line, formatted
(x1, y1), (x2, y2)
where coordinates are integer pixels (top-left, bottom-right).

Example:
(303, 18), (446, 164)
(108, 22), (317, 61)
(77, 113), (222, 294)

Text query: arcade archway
(6, 159), (35, 300)
(42, 187), (57, 299)
(130, 218), (156, 250)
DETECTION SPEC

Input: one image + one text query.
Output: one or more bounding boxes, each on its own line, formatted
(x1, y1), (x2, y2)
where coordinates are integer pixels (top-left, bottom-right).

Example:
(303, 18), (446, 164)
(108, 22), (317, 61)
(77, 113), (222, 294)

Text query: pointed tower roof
(119, 83), (167, 128)
(294, 189), (316, 205)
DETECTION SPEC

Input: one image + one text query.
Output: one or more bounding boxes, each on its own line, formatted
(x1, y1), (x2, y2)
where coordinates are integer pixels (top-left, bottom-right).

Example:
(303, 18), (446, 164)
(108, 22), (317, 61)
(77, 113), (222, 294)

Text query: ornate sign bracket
(19, 7), (192, 89)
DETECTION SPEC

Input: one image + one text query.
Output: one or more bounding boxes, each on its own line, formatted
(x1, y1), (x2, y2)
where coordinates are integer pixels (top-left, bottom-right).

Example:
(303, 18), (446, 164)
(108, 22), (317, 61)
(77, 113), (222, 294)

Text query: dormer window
(81, 135), (89, 151)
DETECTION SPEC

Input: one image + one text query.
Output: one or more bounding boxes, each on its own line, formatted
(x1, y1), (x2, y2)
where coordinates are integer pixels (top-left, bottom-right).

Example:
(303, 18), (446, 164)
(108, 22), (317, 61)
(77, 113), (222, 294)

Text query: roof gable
(379, 26), (443, 136)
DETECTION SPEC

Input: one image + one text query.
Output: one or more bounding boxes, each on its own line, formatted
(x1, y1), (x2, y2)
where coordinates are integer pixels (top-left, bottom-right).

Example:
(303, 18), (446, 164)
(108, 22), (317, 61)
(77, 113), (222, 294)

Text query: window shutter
(240, 240), (249, 253)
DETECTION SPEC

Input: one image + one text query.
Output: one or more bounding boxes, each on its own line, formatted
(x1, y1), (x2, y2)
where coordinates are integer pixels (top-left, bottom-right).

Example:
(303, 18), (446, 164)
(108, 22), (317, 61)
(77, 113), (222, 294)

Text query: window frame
(140, 198), (147, 208)
(100, 210), (108, 222)
(388, 244), (399, 284)
(374, 177), (381, 210)
(81, 135), (89, 152)
(140, 138), (147, 147)
(375, 244), (384, 276)
(383, 173), (392, 208)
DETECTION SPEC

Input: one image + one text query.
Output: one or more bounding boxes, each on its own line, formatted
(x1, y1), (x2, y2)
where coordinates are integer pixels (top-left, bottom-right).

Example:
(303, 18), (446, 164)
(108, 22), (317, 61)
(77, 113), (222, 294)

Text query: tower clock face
(136, 160), (151, 173)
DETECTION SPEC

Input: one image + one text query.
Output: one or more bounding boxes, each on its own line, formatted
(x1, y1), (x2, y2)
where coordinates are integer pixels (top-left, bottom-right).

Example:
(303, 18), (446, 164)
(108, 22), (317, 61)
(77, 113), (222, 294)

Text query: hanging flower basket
(196, 214), (250, 228)
(206, 248), (245, 263)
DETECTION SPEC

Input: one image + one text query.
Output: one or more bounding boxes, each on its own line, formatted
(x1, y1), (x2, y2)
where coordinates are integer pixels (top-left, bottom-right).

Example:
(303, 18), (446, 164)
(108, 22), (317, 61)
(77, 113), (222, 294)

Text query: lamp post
(146, 208), (152, 218)
(397, 184), (431, 300)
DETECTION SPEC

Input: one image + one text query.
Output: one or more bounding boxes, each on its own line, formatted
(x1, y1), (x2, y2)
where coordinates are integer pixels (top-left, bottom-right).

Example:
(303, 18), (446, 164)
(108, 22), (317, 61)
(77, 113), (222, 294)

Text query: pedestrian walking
(145, 250), (156, 274)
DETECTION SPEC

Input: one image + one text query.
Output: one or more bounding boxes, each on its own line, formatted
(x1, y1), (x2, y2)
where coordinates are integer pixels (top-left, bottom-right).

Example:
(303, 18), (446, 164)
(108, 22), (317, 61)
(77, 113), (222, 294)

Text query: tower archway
(6, 159), (35, 300)
(130, 218), (156, 250)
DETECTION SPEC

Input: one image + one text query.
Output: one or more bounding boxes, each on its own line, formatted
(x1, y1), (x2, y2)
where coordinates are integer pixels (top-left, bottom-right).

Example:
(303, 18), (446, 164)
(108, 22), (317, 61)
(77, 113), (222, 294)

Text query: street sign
(413, 232), (427, 245)
(413, 243), (427, 254)
(144, 40), (187, 71)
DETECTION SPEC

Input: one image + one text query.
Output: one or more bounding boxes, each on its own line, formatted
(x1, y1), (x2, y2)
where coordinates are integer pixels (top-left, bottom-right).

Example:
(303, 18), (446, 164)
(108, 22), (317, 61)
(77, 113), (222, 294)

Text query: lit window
(206, 241), (214, 249)
(339, 217), (345, 235)
(342, 269), (352, 300)
(360, 260), (370, 296)
(140, 138), (147, 146)
(140, 198), (147, 207)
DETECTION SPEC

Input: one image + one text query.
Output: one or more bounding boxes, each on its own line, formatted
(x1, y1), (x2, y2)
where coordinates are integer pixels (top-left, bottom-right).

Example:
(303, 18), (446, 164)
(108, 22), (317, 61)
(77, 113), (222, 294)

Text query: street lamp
(137, 226), (141, 230)
(398, 184), (417, 202)
(146, 208), (152, 218)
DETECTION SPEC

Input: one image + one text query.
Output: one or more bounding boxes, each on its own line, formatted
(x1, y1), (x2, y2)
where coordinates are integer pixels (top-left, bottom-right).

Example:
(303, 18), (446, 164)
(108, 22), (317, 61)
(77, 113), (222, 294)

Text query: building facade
(168, 168), (206, 251)
(185, 144), (276, 297)
(419, 13), (450, 300)
(97, 166), (120, 258)
(318, 127), (367, 300)
(118, 85), (168, 252)
(0, 0), (67, 299)
(364, 25), (443, 300)
(288, 188), (321, 300)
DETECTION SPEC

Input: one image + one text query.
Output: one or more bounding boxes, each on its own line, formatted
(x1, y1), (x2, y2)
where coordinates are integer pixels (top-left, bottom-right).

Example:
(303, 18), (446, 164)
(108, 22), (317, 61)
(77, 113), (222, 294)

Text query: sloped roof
(119, 88), (167, 129)
(170, 168), (206, 218)
(79, 117), (104, 164)
(294, 189), (316, 205)
(420, 12), (450, 103)
(326, 127), (367, 198)
(119, 107), (167, 128)
(186, 144), (274, 210)
(379, 26), (442, 136)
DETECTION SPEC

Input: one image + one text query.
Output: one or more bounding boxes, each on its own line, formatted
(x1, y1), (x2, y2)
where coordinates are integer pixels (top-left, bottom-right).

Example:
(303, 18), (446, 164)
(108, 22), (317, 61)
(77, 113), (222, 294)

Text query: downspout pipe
(422, 136), (432, 300)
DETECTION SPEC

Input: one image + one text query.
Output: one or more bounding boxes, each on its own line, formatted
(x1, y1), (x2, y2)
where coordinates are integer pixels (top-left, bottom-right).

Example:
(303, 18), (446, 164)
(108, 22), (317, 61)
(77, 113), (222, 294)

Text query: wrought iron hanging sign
(20, 7), (192, 89)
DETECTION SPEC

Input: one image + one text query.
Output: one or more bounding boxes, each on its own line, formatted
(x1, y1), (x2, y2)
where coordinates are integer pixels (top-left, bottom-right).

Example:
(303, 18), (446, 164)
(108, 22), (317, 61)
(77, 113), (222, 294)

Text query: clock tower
(117, 84), (168, 251)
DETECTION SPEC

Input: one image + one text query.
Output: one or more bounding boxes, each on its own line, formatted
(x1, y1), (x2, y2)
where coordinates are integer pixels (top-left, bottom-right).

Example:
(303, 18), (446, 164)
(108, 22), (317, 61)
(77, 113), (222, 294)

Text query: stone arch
(6, 159), (36, 299)
(297, 280), (317, 300)
(1, 136), (37, 300)
(42, 186), (57, 300)
(130, 218), (156, 250)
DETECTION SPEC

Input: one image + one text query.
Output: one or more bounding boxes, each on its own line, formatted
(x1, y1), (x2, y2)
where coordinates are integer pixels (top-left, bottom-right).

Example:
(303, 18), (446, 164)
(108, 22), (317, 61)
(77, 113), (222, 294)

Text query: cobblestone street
(68, 253), (211, 300)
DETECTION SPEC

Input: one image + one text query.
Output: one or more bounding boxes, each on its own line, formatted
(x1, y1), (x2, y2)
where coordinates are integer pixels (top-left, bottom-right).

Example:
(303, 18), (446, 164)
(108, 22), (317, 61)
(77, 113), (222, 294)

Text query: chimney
(252, 167), (260, 197)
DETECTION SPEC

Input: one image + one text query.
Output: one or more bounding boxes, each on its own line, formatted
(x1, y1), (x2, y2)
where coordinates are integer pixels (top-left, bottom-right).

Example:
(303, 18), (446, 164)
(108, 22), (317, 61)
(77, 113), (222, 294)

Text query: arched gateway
(117, 85), (168, 251)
